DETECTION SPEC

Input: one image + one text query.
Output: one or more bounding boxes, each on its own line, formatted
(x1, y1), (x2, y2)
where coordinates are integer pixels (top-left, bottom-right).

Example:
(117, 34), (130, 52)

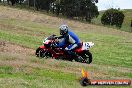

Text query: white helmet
(59, 25), (68, 35)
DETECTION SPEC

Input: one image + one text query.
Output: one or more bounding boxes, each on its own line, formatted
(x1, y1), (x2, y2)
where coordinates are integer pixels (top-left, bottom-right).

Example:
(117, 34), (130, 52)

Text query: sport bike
(35, 35), (94, 64)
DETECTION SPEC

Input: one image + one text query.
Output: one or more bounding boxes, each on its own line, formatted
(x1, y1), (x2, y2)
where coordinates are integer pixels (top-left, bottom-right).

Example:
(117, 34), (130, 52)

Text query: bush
(101, 8), (125, 28)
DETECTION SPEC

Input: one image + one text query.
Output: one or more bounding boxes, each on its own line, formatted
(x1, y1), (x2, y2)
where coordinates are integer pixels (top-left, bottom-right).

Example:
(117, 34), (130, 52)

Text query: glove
(51, 42), (58, 48)
(55, 38), (59, 43)
(65, 47), (69, 50)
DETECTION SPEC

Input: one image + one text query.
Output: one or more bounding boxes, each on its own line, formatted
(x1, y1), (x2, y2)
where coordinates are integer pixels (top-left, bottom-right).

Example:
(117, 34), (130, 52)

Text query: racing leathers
(57, 30), (81, 50)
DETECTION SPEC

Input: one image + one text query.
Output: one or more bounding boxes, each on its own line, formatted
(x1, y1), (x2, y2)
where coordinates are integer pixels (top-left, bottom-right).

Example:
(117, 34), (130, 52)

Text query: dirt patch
(0, 40), (34, 56)
(0, 23), (45, 37)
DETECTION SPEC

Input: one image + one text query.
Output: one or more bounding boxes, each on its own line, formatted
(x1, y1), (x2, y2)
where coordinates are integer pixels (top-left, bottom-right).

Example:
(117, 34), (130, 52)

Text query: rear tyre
(81, 50), (92, 64)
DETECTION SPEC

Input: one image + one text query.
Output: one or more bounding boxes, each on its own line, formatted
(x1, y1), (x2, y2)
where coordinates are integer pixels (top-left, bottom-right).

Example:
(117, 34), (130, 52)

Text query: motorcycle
(35, 35), (94, 64)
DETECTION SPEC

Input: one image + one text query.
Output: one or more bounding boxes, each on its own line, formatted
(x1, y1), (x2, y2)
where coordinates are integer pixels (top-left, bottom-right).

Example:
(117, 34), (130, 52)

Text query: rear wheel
(81, 50), (92, 64)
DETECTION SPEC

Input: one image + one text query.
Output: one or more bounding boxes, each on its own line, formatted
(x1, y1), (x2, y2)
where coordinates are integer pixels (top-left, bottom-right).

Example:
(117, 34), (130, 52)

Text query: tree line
(0, 0), (126, 29)
(0, 0), (99, 22)
(29, 0), (99, 23)
(0, 0), (24, 5)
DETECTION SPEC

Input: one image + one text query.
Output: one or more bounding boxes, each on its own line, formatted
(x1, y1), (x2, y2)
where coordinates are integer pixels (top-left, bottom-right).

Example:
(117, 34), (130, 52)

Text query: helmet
(59, 25), (68, 35)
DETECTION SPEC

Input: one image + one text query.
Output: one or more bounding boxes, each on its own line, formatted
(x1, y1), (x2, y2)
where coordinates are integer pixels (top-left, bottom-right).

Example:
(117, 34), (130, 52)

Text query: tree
(7, 0), (24, 6)
(53, 0), (61, 16)
(24, 0), (99, 22)
(59, 0), (75, 17)
(3, 0), (5, 4)
(52, 0), (99, 22)
(101, 8), (125, 28)
(34, 0), (54, 12)
(9, 0), (16, 5)
(78, 0), (99, 22)
(84, 0), (99, 22)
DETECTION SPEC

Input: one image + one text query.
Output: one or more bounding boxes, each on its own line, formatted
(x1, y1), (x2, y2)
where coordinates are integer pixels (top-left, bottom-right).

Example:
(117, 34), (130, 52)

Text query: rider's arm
(55, 35), (64, 39)
(68, 35), (76, 44)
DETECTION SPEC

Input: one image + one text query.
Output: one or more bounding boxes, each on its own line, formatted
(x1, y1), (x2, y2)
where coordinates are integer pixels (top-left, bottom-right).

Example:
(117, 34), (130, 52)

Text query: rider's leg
(65, 44), (83, 61)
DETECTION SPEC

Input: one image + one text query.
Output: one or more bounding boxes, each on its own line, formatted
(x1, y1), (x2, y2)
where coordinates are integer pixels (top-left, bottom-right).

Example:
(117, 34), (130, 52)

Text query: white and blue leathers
(57, 30), (81, 50)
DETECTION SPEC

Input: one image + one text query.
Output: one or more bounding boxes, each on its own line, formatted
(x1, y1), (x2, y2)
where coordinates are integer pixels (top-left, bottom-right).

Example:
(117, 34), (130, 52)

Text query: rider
(56, 24), (81, 60)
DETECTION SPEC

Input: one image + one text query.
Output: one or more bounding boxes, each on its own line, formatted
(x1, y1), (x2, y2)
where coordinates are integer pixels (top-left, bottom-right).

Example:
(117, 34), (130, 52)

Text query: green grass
(0, 30), (41, 49)
(0, 66), (80, 88)
(0, 6), (132, 88)
(0, 19), (58, 49)
(77, 33), (132, 68)
(0, 19), (132, 68)
(0, 66), (76, 81)
(0, 53), (131, 88)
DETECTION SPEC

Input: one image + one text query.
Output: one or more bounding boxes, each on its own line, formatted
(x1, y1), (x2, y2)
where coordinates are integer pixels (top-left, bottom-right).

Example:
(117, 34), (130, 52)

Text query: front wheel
(36, 48), (52, 58)
(35, 48), (44, 57)
(81, 50), (92, 64)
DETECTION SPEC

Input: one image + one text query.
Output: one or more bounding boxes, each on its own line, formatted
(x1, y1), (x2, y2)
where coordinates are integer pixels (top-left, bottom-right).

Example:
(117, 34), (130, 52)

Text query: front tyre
(35, 48), (44, 57)
(36, 48), (52, 58)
